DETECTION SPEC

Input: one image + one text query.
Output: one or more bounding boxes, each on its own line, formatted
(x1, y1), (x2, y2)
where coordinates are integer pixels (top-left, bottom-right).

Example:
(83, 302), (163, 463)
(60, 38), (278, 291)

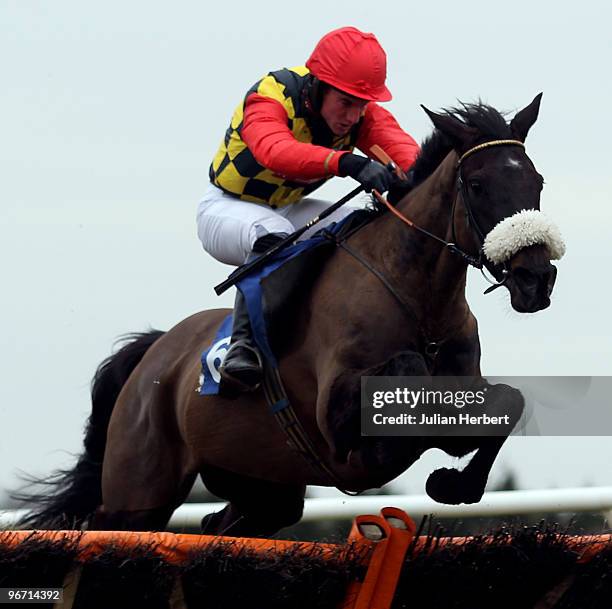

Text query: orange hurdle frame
(1, 509), (610, 609)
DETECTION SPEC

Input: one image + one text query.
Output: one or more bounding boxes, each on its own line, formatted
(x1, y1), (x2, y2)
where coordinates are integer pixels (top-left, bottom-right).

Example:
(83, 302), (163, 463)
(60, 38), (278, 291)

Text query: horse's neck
(365, 152), (470, 332)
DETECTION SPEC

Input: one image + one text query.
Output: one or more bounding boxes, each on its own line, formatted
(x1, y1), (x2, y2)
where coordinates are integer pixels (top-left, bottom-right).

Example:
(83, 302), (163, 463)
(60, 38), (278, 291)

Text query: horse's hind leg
(200, 465), (305, 538)
(87, 360), (200, 532)
(90, 505), (177, 531)
(90, 471), (197, 531)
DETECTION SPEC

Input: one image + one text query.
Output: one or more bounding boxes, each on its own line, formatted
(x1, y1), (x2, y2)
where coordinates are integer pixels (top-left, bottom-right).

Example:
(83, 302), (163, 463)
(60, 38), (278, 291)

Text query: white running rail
(2, 487), (611, 530)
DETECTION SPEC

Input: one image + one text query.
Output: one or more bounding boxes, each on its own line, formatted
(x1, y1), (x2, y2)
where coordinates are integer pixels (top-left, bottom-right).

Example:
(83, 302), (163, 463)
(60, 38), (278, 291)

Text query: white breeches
(196, 183), (358, 265)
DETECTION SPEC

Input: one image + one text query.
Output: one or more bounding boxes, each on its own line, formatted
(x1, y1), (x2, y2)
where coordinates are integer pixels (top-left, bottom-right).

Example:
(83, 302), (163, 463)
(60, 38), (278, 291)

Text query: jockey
(197, 26), (420, 392)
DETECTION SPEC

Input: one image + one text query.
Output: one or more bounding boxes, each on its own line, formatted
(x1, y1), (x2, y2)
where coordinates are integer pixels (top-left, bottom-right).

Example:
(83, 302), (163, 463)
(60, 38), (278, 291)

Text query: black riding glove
(338, 153), (395, 193)
(387, 168), (416, 205)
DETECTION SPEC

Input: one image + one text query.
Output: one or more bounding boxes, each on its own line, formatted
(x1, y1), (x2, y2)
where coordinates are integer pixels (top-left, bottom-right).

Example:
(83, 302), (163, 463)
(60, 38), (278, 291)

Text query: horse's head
(421, 94), (564, 313)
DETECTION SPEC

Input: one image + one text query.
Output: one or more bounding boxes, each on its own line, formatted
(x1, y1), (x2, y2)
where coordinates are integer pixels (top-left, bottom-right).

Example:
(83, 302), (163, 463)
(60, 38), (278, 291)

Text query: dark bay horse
(20, 95), (562, 537)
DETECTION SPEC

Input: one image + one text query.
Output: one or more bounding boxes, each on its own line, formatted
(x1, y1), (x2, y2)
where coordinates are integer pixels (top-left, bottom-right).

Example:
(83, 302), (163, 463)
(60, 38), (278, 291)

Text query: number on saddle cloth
(199, 314), (233, 394)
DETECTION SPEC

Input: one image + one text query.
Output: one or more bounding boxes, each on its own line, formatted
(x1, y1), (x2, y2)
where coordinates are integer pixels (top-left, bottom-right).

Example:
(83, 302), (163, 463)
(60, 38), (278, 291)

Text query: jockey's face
(320, 87), (368, 136)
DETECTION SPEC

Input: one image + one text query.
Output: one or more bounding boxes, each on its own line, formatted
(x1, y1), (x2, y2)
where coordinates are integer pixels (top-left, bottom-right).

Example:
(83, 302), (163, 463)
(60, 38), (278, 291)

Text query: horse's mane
(367, 101), (512, 215)
(410, 101), (512, 187)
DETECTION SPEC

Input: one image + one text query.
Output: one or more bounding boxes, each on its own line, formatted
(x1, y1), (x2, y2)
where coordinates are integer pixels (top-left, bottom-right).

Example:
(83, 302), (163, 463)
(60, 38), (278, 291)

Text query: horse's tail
(15, 330), (165, 529)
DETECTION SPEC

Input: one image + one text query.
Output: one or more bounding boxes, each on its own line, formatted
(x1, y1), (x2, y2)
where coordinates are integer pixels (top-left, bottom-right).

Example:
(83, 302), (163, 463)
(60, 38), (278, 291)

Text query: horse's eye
(469, 179), (482, 193)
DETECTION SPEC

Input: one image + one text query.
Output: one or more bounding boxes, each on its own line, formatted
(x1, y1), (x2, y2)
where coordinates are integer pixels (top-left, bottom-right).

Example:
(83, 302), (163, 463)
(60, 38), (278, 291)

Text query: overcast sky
(1, 0), (611, 505)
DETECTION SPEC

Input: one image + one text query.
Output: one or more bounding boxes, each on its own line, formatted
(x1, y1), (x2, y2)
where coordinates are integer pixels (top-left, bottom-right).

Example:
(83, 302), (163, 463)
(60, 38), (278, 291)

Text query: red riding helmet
(306, 26), (392, 102)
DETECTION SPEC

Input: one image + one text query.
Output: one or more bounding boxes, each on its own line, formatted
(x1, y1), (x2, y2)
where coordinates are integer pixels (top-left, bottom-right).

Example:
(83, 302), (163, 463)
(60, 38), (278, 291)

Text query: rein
(376, 139), (526, 291)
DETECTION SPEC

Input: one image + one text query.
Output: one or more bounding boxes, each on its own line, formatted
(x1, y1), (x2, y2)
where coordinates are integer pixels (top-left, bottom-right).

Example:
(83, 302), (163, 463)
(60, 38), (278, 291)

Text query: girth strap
(262, 364), (360, 495)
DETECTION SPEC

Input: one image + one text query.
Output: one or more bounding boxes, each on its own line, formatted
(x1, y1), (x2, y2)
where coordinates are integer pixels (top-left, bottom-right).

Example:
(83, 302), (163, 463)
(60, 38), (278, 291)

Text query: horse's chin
(508, 287), (551, 313)
(505, 258), (557, 313)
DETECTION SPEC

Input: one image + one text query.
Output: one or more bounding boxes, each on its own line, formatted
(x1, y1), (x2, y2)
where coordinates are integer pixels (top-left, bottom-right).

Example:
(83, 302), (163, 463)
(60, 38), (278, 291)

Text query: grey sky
(1, 0), (611, 503)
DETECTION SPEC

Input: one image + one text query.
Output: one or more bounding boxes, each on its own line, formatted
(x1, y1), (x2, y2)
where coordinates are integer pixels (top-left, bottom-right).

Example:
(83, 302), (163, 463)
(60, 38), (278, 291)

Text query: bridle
(456, 139), (527, 291)
(378, 139), (526, 293)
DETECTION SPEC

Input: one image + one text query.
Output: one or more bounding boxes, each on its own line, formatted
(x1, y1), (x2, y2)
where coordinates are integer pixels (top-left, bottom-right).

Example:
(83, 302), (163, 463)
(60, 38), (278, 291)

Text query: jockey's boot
(219, 232), (288, 392)
(219, 288), (263, 392)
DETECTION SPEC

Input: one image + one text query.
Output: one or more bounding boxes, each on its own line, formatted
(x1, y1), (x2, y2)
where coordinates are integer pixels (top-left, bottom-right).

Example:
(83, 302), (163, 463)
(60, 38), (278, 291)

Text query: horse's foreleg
(425, 436), (507, 504)
(425, 382), (524, 504)
(322, 350), (430, 465)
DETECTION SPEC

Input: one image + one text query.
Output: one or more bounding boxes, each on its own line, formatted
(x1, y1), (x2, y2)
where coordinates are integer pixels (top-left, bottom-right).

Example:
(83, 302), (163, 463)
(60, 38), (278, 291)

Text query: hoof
(425, 467), (485, 505)
(200, 510), (226, 534)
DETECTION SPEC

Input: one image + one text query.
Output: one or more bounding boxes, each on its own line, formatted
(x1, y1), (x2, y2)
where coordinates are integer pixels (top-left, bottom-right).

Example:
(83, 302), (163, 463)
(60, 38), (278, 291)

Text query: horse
(19, 94), (562, 537)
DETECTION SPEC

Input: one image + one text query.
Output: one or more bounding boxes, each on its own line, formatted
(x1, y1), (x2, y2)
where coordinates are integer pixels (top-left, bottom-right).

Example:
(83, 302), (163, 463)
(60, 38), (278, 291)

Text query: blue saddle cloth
(199, 314), (233, 395)
(199, 209), (373, 395)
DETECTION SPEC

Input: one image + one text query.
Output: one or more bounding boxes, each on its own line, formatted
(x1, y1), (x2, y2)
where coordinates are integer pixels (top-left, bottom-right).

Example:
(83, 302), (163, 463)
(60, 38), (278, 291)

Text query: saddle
(200, 208), (377, 396)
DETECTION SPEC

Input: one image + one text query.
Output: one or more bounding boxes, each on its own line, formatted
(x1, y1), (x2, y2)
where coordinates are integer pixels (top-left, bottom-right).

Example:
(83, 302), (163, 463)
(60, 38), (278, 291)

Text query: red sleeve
(356, 103), (420, 171)
(241, 94), (346, 180)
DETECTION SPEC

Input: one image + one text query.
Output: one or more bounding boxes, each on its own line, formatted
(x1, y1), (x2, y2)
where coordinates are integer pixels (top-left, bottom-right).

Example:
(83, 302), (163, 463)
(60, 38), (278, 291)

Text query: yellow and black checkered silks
(209, 66), (359, 208)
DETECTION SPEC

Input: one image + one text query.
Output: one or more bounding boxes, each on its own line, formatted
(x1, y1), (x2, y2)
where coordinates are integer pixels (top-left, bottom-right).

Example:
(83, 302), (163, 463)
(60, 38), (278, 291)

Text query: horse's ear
(421, 105), (478, 149)
(510, 93), (543, 142)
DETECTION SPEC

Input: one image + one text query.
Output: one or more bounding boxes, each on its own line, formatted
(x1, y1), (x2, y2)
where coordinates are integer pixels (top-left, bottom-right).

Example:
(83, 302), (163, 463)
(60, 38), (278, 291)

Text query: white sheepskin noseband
(483, 209), (566, 265)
